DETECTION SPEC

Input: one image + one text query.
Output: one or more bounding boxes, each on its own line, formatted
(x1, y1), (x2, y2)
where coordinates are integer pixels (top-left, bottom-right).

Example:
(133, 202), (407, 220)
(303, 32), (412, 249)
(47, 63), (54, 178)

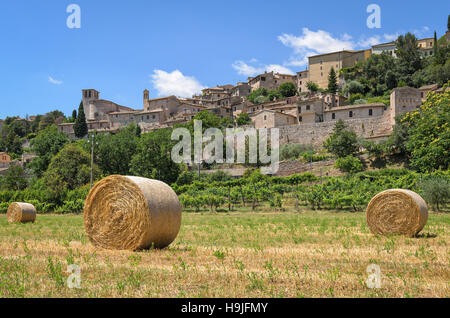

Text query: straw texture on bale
(7, 202), (37, 223)
(366, 189), (428, 236)
(84, 175), (182, 251)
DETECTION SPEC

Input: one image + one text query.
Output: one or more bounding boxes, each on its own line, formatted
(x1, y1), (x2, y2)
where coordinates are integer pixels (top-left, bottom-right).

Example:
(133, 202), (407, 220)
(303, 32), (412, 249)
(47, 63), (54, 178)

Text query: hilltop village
(53, 33), (449, 147)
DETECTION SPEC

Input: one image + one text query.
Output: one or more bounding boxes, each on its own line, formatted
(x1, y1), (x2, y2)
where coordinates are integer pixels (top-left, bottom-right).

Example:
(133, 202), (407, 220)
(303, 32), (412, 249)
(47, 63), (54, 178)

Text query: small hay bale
(7, 202), (37, 223)
(366, 189), (428, 236)
(84, 175), (182, 251)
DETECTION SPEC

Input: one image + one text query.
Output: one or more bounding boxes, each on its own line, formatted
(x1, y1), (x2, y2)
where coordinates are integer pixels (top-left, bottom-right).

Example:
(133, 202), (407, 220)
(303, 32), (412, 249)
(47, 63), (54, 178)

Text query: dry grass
(0, 209), (448, 298)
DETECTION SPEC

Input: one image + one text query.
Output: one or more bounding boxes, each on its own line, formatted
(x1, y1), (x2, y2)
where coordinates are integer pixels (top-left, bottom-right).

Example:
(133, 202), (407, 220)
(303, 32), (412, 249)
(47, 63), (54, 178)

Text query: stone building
(324, 103), (386, 122)
(296, 70), (309, 93)
(248, 72), (296, 91)
(231, 83), (251, 98)
(308, 50), (367, 89)
(389, 86), (422, 124)
(372, 42), (397, 57)
(250, 110), (297, 129)
(417, 37), (434, 57)
(297, 97), (325, 124)
(82, 89), (134, 121)
(0, 152), (11, 168)
(419, 83), (439, 101)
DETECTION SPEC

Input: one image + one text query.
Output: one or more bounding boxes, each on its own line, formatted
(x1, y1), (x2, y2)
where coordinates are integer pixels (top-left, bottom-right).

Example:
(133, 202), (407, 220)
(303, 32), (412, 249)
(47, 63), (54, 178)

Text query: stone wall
(277, 111), (393, 148)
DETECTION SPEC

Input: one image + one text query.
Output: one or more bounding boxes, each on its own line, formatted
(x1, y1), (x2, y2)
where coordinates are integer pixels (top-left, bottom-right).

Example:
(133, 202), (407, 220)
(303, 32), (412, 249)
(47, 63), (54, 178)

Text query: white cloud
(265, 64), (295, 75)
(232, 61), (264, 77)
(357, 36), (382, 47)
(151, 70), (205, 97)
(278, 28), (355, 55)
(383, 33), (399, 42)
(232, 60), (294, 77)
(278, 28), (357, 67)
(412, 26), (430, 38)
(48, 76), (63, 85)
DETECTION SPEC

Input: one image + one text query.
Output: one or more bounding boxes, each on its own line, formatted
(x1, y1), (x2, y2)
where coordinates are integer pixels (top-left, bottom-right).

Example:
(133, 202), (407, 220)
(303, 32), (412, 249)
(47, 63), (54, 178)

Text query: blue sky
(0, 0), (448, 118)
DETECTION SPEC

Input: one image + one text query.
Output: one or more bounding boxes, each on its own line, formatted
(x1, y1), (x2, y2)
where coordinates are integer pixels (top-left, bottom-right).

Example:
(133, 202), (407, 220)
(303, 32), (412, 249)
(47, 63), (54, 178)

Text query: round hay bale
(7, 202), (37, 223)
(84, 175), (182, 251)
(366, 189), (428, 236)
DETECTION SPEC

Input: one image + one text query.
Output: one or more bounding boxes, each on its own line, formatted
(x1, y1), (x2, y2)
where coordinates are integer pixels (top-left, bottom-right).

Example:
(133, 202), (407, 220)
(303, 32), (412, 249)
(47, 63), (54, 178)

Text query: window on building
(299, 116), (303, 122)
(147, 115), (150, 120)
(264, 115), (267, 121)
(152, 115), (156, 119)
(349, 111), (353, 118)
(321, 72), (323, 77)
(332, 113), (336, 120)
(298, 106), (302, 113)
(306, 105), (310, 111)
(320, 60), (323, 64)
(261, 77), (266, 81)
(369, 109), (373, 116)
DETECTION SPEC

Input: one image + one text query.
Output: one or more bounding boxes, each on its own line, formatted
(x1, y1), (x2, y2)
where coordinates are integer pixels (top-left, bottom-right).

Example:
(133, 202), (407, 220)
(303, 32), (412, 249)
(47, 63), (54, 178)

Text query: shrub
(335, 156), (364, 174)
(418, 176), (450, 211)
(280, 143), (310, 161)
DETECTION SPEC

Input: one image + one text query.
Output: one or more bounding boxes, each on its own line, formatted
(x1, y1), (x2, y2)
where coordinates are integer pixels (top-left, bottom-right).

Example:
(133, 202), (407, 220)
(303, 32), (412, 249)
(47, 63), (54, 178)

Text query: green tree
(327, 67), (338, 94)
(396, 33), (422, 85)
(418, 175), (450, 211)
(72, 109), (77, 121)
(95, 124), (140, 176)
(30, 125), (68, 176)
(433, 31), (438, 56)
(236, 112), (251, 126)
(74, 102), (88, 138)
(3, 165), (28, 191)
(130, 128), (181, 184)
(44, 143), (99, 193)
(306, 81), (319, 94)
(335, 156), (364, 174)
(324, 120), (359, 158)
(402, 90), (450, 172)
(39, 110), (65, 131)
(278, 82), (297, 98)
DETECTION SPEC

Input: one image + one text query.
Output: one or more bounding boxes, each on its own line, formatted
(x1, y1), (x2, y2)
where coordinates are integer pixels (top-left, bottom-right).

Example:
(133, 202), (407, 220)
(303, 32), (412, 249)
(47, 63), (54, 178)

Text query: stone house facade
(0, 152), (11, 168)
(251, 110), (297, 129)
(308, 50), (367, 89)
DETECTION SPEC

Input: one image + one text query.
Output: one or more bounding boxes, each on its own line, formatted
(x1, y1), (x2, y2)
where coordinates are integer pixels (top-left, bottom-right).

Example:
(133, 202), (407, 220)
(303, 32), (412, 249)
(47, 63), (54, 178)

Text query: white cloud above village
(232, 60), (294, 77)
(151, 70), (205, 97)
(233, 25), (432, 77)
(48, 76), (63, 85)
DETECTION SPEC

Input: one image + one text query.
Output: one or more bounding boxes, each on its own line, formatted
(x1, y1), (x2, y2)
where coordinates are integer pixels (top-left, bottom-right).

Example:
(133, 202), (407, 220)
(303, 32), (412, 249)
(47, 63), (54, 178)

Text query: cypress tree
(433, 31), (438, 56)
(72, 109), (77, 121)
(74, 102), (88, 138)
(327, 67), (338, 94)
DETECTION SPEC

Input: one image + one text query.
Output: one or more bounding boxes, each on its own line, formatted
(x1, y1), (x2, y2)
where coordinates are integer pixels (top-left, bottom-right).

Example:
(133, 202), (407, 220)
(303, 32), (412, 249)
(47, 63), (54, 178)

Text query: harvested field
(0, 209), (448, 298)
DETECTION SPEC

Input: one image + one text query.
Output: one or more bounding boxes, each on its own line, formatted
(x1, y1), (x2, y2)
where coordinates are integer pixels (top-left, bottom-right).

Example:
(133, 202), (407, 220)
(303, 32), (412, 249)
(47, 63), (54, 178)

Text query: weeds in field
(46, 257), (65, 288)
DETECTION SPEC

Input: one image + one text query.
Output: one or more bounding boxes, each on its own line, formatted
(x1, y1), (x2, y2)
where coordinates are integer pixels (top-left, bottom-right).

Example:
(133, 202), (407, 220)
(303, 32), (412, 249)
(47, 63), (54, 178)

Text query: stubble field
(0, 209), (448, 298)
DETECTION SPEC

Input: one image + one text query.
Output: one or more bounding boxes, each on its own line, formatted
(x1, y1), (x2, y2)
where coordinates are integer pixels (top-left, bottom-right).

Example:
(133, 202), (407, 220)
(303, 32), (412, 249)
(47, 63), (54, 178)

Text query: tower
(82, 89), (100, 121)
(143, 89), (150, 110)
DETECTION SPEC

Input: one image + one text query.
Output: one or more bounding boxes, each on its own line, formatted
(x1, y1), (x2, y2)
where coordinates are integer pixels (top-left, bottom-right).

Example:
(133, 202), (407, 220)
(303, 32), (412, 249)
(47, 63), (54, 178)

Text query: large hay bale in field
(7, 202), (37, 223)
(366, 189), (428, 237)
(84, 175), (182, 251)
